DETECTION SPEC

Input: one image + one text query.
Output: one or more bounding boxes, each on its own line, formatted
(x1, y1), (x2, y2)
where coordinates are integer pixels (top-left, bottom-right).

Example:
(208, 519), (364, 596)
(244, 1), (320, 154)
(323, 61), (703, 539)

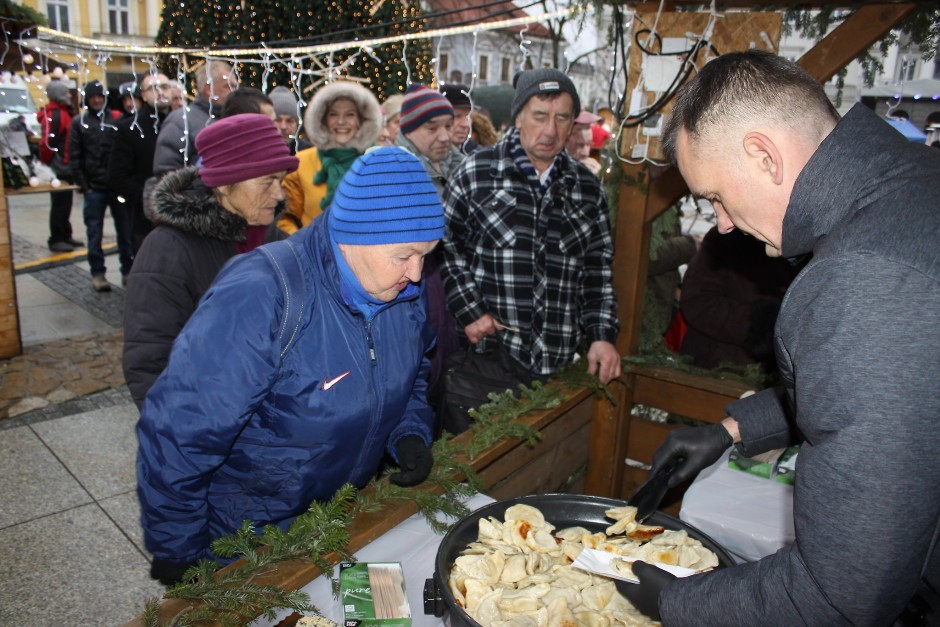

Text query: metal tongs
(627, 458), (681, 523)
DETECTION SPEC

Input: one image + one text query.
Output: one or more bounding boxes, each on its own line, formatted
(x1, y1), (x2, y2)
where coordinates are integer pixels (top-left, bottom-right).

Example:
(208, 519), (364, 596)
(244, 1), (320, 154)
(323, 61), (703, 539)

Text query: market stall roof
(883, 116), (929, 142)
(0, 19), (72, 74)
(861, 78), (940, 100)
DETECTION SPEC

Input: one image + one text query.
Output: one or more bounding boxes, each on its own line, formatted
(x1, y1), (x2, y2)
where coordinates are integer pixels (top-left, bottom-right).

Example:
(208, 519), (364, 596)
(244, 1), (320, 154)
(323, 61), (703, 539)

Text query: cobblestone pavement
(2, 235), (128, 422)
(0, 330), (129, 422)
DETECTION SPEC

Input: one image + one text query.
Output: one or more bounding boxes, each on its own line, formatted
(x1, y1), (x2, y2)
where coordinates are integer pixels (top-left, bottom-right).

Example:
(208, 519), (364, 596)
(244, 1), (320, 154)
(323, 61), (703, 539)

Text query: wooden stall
(584, 2), (919, 501)
(0, 177), (27, 359)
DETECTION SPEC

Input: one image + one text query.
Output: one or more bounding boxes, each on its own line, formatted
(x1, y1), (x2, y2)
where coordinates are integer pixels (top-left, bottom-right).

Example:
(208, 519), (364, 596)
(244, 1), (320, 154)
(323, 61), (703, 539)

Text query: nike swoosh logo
(321, 371), (351, 391)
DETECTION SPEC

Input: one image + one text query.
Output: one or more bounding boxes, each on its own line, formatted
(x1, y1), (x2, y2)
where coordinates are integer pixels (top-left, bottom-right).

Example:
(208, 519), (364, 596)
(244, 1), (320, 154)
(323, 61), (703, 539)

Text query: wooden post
(0, 175), (23, 358)
(585, 3), (918, 498)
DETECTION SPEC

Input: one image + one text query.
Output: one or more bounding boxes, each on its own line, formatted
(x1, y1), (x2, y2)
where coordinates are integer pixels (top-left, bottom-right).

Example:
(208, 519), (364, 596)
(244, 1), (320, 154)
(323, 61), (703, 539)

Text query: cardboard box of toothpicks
(340, 561), (411, 627)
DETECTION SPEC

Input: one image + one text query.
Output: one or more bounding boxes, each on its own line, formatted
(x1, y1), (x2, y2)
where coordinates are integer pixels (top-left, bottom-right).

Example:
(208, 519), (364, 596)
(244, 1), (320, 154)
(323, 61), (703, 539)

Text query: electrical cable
(207, 0), (547, 51)
(621, 26), (719, 129)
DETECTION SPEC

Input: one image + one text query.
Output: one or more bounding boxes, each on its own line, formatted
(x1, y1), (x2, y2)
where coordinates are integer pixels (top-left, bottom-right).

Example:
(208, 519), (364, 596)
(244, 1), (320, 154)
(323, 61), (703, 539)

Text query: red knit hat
(399, 83), (454, 135)
(195, 113), (299, 187)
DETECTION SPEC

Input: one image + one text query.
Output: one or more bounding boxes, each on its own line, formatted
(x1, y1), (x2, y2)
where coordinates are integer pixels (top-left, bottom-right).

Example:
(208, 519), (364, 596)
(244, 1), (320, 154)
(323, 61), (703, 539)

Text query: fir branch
(142, 368), (597, 626)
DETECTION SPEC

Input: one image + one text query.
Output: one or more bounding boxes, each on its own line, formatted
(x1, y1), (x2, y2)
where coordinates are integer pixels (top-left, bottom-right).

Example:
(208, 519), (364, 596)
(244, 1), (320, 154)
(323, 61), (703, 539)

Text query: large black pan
(423, 493), (736, 625)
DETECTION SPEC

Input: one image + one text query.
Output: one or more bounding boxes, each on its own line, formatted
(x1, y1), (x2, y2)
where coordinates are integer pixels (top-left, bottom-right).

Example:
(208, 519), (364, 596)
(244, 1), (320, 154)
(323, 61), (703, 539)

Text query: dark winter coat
(122, 167), (246, 409)
(136, 215), (435, 563)
(106, 103), (164, 217)
(660, 105), (940, 626)
(153, 96), (213, 175)
(68, 107), (121, 191)
(679, 227), (800, 370)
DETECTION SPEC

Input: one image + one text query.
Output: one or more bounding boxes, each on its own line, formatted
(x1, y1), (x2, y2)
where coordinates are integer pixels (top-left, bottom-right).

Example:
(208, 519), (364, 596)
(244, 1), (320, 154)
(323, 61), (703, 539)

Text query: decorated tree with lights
(155, 0), (433, 100)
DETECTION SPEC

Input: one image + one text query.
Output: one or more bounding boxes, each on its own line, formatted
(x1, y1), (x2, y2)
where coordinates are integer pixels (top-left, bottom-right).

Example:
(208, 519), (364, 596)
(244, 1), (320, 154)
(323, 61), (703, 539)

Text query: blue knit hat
(399, 83), (454, 135)
(329, 146), (445, 245)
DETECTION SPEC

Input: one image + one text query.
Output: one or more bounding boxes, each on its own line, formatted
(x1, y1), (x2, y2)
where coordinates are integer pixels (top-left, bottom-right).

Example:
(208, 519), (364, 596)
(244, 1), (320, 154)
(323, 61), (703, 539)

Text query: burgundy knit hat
(399, 83), (454, 135)
(195, 113), (299, 187)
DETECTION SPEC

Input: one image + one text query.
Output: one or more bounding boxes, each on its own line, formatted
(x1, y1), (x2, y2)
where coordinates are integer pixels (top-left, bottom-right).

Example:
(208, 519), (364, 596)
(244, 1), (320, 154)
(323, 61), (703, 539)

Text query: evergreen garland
(140, 363), (607, 626)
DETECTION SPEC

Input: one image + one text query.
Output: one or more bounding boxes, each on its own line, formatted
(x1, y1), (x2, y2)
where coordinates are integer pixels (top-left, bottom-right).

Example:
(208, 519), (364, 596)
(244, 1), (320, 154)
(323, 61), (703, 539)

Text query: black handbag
(438, 339), (533, 436)
(49, 151), (72, 182)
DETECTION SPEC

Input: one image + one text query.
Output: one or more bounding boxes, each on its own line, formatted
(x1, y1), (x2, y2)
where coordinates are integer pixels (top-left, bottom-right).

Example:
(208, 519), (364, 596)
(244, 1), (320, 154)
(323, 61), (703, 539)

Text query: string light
(32, 6), (578, 58)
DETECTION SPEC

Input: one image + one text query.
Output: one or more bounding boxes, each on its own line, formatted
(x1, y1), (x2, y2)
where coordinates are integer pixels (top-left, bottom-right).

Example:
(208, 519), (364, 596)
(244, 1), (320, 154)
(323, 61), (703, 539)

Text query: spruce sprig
(142, 370), (601, 626)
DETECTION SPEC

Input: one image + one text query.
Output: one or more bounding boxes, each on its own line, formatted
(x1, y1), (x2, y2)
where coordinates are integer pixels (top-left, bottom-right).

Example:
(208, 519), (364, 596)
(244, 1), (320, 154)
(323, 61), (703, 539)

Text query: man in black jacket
(69, 80), (133, 291)
(106, 72), (171, 253)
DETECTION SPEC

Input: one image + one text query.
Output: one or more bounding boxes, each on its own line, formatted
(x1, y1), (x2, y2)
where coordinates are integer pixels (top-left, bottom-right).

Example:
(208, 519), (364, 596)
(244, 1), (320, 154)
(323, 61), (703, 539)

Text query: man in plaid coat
(440, 68), (621, 384)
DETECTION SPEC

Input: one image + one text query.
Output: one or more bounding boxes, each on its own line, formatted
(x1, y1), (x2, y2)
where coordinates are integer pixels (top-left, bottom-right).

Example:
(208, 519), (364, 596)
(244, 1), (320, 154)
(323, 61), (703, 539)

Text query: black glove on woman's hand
(150, 557), (195, 586)
(389, 435), (433, 487)
(614, 560), (677, 621)
(650, 422), (733, 489)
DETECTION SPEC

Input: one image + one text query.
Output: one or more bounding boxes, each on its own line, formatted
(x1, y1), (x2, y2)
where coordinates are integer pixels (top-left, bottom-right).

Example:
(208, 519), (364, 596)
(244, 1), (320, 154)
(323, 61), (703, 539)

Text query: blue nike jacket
(137, 215), (435, 563)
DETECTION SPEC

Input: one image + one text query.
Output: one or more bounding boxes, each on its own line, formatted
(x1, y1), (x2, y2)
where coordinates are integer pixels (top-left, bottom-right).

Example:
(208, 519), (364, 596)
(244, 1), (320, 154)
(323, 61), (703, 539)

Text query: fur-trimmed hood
(146, 167), (247, 241)
(304, 81), (382, 152)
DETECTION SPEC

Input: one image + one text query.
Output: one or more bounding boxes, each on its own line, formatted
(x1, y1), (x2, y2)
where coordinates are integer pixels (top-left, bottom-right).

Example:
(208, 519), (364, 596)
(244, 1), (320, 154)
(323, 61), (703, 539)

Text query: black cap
(441, 84), (472, 110)
(119, 81), (141, 98)
(510, 68), (580, 122)
(83, 80), (106, 99)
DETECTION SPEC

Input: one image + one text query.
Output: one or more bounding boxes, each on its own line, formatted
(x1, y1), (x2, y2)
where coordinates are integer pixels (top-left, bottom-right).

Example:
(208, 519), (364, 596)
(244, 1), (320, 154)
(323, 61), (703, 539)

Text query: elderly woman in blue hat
(136, 146), (443, 585)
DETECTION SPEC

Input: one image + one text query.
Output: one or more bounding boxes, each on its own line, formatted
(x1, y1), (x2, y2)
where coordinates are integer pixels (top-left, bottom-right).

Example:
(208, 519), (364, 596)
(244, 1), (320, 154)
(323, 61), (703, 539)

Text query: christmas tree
(155, 0), (433, 100)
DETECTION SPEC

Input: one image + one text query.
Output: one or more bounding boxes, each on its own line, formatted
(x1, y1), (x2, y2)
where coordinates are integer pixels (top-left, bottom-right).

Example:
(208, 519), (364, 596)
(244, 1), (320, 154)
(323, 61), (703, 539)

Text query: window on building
(479, 55), (489, 81)
(439, 53), (449, 75)
(898, 56), (917, 82)
(47, 0), (70, 32)
(108, 0), (130, 35)
(501, 58), (511, 83)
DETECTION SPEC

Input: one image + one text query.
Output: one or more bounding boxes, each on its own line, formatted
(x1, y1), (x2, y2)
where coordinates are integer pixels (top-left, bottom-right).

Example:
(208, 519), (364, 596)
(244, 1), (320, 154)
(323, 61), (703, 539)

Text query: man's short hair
(220, 87), (273, 118)
(662, 50), (839, 162)
(194, 60), (236, 93)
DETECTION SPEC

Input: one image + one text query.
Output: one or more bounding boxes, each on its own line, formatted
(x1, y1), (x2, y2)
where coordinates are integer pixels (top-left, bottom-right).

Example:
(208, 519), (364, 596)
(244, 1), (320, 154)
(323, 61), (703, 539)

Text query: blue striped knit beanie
(328, 146), (445, 245)
(399, 83), (454, 135)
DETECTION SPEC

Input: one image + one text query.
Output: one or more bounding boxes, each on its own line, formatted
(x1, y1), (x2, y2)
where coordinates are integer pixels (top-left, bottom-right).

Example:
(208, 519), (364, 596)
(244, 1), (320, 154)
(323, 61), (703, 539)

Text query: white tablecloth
(680, 450), (795, 563)
(253, 492), (495, 626)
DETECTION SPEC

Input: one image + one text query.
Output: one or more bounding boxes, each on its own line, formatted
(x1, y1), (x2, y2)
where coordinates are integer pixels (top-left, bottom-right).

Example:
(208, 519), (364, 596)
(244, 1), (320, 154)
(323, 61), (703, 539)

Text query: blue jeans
(83, 190), (134, 276)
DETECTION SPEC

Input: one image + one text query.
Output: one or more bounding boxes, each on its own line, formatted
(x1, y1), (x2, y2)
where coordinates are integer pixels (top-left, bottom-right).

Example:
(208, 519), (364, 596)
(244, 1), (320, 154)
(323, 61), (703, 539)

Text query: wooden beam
(612, 166), (655, 358)
(0, 176), (22, 359)
(797, 3), (918, 82)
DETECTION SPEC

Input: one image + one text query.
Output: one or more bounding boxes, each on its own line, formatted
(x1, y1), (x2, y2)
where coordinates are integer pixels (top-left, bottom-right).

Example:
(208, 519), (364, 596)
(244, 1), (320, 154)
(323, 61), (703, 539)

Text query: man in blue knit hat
(440, 68), (622, 385)
(137, 146), (442, 584)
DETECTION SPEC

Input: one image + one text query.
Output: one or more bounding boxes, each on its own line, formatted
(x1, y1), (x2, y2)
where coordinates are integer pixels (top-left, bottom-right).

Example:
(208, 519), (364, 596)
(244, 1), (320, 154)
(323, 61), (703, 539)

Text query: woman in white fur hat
(276, 81), (382, 236)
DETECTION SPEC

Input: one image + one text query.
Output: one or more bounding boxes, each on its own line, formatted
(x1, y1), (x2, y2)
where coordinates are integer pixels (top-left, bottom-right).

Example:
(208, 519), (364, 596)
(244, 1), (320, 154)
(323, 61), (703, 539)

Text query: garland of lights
(31, 6), (579, 58)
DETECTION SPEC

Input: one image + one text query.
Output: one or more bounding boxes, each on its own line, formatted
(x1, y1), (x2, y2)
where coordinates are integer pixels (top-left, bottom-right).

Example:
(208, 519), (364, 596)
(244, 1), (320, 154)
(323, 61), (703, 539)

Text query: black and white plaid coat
(440, 129), (620, 376)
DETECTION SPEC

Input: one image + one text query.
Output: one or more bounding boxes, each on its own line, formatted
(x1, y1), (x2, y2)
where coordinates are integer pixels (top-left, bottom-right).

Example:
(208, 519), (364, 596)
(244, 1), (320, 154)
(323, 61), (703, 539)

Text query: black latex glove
(389, 435), (433, 487)
(650, 422), (733, 489)
(614, 560), (677, 621)
(150, 557), (195, 586)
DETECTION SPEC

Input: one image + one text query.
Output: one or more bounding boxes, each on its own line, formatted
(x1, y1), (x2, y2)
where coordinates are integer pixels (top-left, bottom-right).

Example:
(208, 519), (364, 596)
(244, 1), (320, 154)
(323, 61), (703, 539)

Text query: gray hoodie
(660, 104), (940, 626)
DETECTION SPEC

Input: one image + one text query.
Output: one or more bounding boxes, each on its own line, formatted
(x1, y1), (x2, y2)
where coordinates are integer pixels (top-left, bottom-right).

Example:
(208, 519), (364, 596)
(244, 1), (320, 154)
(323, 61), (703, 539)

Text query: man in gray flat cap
(440, 68), (621, 389)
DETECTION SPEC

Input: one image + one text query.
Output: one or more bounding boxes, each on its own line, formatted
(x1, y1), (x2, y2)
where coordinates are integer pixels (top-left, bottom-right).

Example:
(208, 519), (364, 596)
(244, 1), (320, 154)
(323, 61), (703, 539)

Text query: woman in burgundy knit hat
(122, 113), (299, 410)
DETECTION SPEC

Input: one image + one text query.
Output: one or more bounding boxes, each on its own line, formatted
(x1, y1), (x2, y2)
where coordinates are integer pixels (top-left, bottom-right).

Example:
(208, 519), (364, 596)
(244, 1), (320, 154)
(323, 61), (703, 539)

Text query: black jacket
(68, 108), (121, 191)
(107, 104), (164, 211)
(122, 167), (248, 409)
(679, 227), (799, 370)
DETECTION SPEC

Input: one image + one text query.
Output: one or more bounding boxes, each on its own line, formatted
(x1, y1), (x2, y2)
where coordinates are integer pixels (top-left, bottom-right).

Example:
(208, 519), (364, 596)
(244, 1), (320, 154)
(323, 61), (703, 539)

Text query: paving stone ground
(3, 236), (129, 423)
(0, 329), (129, 423)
